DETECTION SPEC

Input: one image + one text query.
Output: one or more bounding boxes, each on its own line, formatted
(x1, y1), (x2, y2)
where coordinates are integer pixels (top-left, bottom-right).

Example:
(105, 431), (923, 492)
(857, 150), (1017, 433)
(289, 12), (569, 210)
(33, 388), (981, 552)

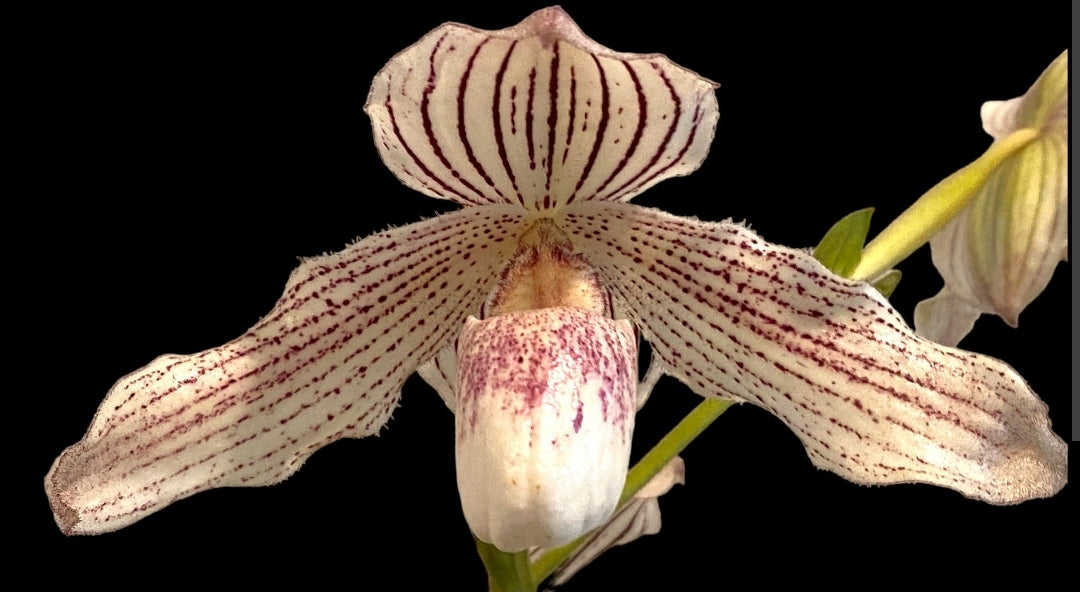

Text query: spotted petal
(364, 6), (718, 211)
(558, 201), (1067, 504)
(46, 204), (526, 535)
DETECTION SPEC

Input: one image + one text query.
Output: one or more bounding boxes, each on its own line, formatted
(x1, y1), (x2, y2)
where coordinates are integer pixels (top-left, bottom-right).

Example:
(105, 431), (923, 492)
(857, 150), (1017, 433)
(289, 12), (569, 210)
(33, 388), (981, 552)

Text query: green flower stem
(528, 398), (733, 584)
(617, 398), (733, 505)
(850, 127), (1039, 282)
(476, 538), (535, 592)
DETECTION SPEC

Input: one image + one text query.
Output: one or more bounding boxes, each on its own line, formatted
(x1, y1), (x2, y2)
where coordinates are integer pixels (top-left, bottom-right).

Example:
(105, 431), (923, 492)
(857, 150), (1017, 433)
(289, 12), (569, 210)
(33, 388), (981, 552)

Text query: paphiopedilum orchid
(42, 3), (1071, 587)
(911, 52), (1068, 346)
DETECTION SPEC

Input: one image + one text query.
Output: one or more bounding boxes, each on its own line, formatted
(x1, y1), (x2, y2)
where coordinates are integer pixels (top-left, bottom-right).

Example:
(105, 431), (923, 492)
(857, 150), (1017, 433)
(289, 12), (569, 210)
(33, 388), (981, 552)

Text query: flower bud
(916, 51), (1067, 346)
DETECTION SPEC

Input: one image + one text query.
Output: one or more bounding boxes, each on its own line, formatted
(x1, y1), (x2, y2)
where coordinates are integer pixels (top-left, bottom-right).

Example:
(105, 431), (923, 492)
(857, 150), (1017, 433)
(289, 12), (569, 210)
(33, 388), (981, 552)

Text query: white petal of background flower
(30, 3), (1068, 589)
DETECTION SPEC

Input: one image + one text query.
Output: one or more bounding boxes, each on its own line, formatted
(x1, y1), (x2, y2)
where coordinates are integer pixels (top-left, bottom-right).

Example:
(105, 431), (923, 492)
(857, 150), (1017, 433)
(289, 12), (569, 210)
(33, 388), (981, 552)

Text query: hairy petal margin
(46, 204), (526, 535)
(559, 201), (1066, 504)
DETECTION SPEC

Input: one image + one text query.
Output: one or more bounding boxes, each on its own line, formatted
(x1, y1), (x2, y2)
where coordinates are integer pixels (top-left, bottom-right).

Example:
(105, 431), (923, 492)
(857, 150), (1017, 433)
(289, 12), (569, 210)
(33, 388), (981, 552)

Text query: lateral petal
(365, 7), (718, 211)
(46, 204), (526, 535)
(558, 201), (1067, 504)
(913, 288), (982, 348)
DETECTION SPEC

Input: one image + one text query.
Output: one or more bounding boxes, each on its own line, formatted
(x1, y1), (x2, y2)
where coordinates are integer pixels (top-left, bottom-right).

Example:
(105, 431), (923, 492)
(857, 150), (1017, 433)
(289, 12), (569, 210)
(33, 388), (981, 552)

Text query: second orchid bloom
(915, 51), (1068, 346)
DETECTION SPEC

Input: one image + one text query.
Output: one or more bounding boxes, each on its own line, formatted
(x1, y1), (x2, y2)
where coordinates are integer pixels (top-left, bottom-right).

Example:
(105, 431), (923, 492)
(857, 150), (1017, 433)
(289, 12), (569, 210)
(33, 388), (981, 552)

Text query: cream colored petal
(636, 352), (665, 411)
(417, 345), (458, 412)
(913, 288), (982, 347)
(456, 307), (637, 551)
(364, 7), (718, 211)
(559, 201), (1067, 504)
(46, 204), (526, 535)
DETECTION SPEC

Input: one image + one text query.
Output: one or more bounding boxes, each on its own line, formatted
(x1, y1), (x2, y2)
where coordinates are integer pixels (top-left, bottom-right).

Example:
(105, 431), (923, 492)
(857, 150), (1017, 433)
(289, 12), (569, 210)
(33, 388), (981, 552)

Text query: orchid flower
(911, 52), (1068, 346)
(43, 6), (1068, 589)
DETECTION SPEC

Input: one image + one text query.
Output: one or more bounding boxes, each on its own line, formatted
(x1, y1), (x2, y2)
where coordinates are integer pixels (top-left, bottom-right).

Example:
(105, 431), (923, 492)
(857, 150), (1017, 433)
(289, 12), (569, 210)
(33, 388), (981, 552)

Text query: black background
(25, 2), (1070, 588)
